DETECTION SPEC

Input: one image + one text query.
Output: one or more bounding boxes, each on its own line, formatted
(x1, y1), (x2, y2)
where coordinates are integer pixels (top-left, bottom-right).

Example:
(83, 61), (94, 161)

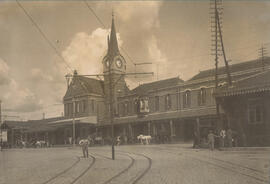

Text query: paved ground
(0, 144), (269, 184)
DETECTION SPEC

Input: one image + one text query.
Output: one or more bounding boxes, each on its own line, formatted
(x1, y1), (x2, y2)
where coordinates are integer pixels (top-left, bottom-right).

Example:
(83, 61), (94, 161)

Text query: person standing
(226, 128), (233, 147)
(116, 136), (121, 146)
(193, 131), (199, 148)
(219, 129), (226, 148)
(208, 130), (217, 151)
(79, 139), (89, 158)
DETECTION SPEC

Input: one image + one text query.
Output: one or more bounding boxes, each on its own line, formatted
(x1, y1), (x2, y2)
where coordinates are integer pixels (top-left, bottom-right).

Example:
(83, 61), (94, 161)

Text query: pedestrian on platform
(208, 130), (218, 151)
(219, 129), (226, 148)
(226, 128), (233, 147)
(79, 139), (90, 158)
(193, 131), (199, 148)
(116, 136), (121, 146)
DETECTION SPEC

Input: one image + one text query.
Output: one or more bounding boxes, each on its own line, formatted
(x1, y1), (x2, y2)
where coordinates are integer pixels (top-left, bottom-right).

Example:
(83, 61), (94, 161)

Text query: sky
(0, 0), (270, 120)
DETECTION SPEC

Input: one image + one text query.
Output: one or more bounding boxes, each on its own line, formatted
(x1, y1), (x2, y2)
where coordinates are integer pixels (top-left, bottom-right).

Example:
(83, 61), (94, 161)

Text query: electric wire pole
(259, 45), (267, 70)
(210, 0), (232, 130)
(0, 100), (2, 151)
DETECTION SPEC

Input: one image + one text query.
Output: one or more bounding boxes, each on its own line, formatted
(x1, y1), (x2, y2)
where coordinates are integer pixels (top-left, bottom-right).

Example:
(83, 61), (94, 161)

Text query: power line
(83, 0), (106, 28)
(16, 0), (73, 73)
(83, 0), (136, 66)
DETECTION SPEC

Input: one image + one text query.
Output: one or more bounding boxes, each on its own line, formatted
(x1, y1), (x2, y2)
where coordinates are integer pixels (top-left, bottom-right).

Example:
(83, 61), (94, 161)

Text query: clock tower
(102, 14), (128, 118)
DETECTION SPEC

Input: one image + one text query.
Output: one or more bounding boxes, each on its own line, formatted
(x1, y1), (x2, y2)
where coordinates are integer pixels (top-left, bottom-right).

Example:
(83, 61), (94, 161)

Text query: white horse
(137, 135), (152, 145)
(36, 140), (46, 148)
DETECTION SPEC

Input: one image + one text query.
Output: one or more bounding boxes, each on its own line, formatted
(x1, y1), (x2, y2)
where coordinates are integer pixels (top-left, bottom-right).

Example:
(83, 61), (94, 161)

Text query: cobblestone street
(0, 144), (269, 184)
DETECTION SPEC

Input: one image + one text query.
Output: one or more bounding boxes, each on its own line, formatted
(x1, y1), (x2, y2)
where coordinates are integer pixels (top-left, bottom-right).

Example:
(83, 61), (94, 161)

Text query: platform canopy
(48, 116), (97, 126)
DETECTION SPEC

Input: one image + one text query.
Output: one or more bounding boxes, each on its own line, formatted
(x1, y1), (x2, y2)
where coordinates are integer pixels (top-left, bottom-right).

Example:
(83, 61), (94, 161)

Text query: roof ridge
(137, 76), (181, 86)
(200, 57), (270, 73)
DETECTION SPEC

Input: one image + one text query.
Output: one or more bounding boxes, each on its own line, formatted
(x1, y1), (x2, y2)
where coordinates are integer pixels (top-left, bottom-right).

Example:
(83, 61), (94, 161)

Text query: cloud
(0, 58), (11, 86)
(113, 1), (162, 30)
(0, 58), (43, 114)
(62, 28), (123, 75)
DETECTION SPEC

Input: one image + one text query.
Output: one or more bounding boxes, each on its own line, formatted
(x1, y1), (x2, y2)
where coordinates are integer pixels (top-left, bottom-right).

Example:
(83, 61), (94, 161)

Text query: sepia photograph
(0, 0), (270, 183)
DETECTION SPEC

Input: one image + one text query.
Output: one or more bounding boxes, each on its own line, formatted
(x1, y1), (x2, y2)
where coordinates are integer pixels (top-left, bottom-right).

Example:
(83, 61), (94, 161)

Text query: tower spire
(107, 12), (119, 58)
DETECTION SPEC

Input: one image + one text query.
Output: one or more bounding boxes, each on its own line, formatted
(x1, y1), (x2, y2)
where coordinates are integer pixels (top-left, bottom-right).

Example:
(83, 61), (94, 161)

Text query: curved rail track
(40, 154), (96, 184)
(91, 149), (152, 184)
(158, 146), (269, 184)
(41, 156), (81, 184)
(101, 154), (135, 184)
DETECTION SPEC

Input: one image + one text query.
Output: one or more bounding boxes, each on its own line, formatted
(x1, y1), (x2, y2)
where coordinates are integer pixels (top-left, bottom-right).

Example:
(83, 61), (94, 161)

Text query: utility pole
(210, 0), (232, 131)
(0, 100), (2, 151)
(72, 97), (76, 147)
(108, 57), (115, 160)
(259, 45), (267, 70)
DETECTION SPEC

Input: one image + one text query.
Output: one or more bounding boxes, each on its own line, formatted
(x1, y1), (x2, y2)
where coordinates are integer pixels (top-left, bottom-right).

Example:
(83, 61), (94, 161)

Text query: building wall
(64, 95), (103, 118)
(220, 93), (270, 146)
(116, 80), (216, 119)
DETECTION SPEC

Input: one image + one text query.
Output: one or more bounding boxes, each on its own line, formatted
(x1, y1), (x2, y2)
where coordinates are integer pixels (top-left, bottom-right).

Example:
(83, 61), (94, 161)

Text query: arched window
(198, 88), (206, 106)
(183, 90), (191, 108)
(165, 94), (172, 110)
(155, 96), (159, 111)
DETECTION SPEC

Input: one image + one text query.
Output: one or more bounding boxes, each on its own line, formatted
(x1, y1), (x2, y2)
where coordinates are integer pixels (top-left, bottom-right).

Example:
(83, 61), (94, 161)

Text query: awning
(24, 126), (58, 133)
(48, 116), (97, 126)
(101, 106), (218, 125)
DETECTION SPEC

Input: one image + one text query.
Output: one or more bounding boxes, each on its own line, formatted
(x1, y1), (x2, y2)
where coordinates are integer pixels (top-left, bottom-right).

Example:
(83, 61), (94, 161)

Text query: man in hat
(79, 139), (90, 158)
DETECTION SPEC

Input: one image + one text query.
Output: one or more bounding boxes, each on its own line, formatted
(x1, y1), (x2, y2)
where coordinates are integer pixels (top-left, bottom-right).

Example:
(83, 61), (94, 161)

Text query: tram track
(157, 146), (269, 184)
(101, 154), (135, 184)
(164, 145), (266, 175)
(41, 156), (81, 184)
(70, 155), (96, 184)
(129, 153), (152, 184)
(90, 148), (152, 184)
(40, 154), (96, 184)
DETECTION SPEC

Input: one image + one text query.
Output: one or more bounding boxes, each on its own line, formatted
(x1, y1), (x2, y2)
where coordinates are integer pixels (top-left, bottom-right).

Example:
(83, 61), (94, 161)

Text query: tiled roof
(131, 77), (183, 95)
(189, 57), (270, 81)
(214, 69), (270, 97)
(64, 76), (104, 99)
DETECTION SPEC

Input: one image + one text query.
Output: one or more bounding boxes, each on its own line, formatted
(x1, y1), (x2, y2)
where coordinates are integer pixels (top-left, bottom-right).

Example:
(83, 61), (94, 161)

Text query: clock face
(116, 59), (122, 68)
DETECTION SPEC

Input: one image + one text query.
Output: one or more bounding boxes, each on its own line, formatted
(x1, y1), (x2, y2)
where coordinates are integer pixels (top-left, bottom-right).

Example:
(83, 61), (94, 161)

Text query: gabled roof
(64, 76), (104, 99)
(189, 57), (270, 81)
(214, 69), (270, 97)
(131, 77), (183, 95)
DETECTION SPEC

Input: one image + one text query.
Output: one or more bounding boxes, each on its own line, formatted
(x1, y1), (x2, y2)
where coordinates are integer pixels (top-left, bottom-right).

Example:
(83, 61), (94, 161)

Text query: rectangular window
(69, 103), (73, 116)
(155, 96), (159, 111)
(134, 99), (139, 114)
(198, 88), (206, 106)
(125, 102), (128, 116)
(183, 90), (191, 108)
(83, 100), (87, 113)
(76, 102), (80, 113)
(248, 99), (263, 124)
(64, 104), (68, 116)
(177, 92), (181, 109)
(165, 94), (172, 110)
(91, 99), (95, 112)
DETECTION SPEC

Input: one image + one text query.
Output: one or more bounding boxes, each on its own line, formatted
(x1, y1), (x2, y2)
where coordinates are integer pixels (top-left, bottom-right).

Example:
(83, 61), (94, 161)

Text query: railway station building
(3, 17), (270, 147)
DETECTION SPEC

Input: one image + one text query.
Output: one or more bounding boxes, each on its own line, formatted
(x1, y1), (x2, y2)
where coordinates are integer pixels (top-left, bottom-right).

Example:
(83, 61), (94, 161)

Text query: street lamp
(65, 73), (76, 147)
(72, 97), (76, 147)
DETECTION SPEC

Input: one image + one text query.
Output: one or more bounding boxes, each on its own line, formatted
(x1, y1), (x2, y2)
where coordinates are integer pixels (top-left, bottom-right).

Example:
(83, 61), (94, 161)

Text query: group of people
(194, 128), (235, 150)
